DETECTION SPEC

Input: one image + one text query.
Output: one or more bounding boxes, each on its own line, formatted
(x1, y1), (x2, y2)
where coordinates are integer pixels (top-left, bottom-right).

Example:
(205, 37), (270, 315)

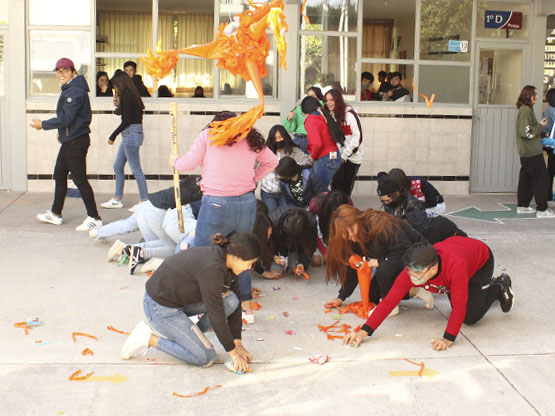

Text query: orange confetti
(81, 348), (94, 356)
(35, 340), (42, 343)
(404, 358), (426, 377)
(250, 302), (262, 311)
(242, 318), (248, 325)
(69, 369), (94, 381)
(295, 264), (310, 280)
(325, 301), (376, 319)
(107, 325), (130, 336)
(14, 322), (31, 335)
(72, 332), (99, 343)
(173, 385), (222, 398)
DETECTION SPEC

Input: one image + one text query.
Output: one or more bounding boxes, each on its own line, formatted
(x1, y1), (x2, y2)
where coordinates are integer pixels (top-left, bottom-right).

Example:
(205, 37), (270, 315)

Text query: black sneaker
(129, 246), (145, 275)
(122, 244), (133, 257)
(495, 273), (515, 313)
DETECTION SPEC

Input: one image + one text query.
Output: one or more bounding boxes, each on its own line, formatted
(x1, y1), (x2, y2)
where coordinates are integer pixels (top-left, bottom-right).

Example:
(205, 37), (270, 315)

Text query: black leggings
(331, 160), (360, 196)
(369, 257), (406, 304)
(449, 250), (502, 325)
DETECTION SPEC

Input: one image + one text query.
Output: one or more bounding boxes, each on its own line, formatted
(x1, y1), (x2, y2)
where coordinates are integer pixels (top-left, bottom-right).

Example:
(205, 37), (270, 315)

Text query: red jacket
(304, 112), (338, 160)
(361, 237), (491, 341)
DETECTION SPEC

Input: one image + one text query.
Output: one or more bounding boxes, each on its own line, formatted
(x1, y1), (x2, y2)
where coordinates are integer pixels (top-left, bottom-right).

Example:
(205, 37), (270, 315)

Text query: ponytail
(212, 232), (260, 261)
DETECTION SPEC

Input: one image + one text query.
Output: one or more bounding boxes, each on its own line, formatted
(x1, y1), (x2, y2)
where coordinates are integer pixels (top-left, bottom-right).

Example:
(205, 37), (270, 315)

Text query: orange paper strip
(107, 325), (130, 336)
(81, 348), (94, 356)
(69, 369), (94, 381)
(72, 332), (99, 343)
(404, 358), (426, 377)
(250, 302), (262, 311)
(14, 322), (31, 335)
(173, 385), (222, 398)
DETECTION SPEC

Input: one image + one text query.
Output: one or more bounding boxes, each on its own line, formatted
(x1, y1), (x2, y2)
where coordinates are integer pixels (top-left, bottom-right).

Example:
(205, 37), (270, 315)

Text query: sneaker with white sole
(367, 304), (399, 318)
(129, 246), (145, 275)
(101, 198), (123, 209)
(120, 320), (153, 360)
(536, 208), (555, 218)
(36, 210), (63, 226)
(89, 228), (98, 238)
(516, 206), (536, 214)
(412, 287), (434, 309)
(495, 273), (515, 313)
(107, 240), (126, 262)
(140, 257), (164, 274)
(75, 216), (103, 232)
(128, 203), (141, 213)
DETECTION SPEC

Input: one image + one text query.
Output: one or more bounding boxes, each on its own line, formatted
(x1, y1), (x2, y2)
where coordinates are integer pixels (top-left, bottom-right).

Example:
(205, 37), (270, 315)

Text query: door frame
(0, 28), (8, 189)
(470, 40), (531, 192)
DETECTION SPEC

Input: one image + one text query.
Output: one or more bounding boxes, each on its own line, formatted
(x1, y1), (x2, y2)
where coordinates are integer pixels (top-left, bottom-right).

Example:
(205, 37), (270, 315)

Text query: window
(0, 1), (7, 24)
(420, 0), (473, 62)
(29, 0), (90, 26)
(302, 0), (358, 32)
(476, 1), (529, 40)
(419, 65), (470, 104)
(29, 31), (91, 96)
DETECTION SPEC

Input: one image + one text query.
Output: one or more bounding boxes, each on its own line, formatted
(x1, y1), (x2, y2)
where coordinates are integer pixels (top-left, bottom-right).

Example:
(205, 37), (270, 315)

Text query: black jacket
(269, 205), (317, 270)
(279, 168), (326, 208)
(384, 191), (424, 218)
(405, 210), (466, 245)
(408, 176), (445, 208)
(133, 74), (151, 97)
(148, 180), (202, 210)
(146, 246), (241, 352)
(338, 221), (426, 301)
(42, 75), (92, 143)
(109, 90), (144, 142)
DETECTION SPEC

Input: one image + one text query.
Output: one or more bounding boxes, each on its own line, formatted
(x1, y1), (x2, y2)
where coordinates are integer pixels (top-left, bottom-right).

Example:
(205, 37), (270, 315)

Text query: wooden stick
(169, 103), (184, 233)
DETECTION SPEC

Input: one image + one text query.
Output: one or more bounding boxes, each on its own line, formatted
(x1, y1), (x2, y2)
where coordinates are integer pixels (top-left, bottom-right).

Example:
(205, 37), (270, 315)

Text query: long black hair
(110, 71), (145, 110)
(301, 96), (321, 115)
(274, 208), (315, 259)
(212, 233), (260, 261)
(252, 212), (274, 270)
(388, 168), (411, 193)
(316, 190), (352, 244)
(267, 124), (298, 154)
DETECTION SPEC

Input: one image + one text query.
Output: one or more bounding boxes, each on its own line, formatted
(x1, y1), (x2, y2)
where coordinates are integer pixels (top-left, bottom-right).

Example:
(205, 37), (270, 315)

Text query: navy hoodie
(42, 75), (92, 143)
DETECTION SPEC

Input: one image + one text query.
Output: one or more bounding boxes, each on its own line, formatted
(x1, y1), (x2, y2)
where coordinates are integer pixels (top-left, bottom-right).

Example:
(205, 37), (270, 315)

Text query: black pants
(331, 160), (360, 196)
(369, 257), (406, 304)
(448, 250), (501, 325)
(424, 216), (467, 245)
(517, 154), (549, 212)
(52, 135), (99, 219)
(544, 148), (555, 201)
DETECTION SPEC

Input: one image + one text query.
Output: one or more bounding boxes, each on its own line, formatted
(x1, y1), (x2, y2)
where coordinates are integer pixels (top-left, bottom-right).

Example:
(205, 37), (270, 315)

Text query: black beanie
(376, 171), (400, 196)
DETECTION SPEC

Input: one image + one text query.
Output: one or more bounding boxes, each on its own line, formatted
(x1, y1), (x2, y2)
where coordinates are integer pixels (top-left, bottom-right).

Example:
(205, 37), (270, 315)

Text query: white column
(280, 1), (300, 120)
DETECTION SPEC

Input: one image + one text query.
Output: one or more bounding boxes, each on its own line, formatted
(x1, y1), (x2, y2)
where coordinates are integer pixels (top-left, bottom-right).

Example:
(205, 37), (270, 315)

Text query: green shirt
(283, 105), (307, 135)
(515, 105), (543, 158)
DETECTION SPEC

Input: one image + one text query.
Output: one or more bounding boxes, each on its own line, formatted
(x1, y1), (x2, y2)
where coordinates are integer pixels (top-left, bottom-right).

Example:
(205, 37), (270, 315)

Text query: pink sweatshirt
(174, 129), (279, 196)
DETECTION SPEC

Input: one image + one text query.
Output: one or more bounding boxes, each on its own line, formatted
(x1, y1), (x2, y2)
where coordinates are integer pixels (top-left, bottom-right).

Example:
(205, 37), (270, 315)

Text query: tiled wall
(26, 100), (472, 197)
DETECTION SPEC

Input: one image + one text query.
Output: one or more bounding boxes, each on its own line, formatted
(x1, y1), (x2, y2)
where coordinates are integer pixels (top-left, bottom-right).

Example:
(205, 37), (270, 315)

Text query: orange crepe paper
(107, 325), (131, 336)
(141, 0), (288, 146)
(301, 0), (310, 25)
(354, 325), (361, 332)
(295, 264), (310, 280)
(348, 254), (373, 317)
(318, 320), (353, 340)
(173, 385), (222, 398)
(250, 301), (262, 311)
(72, 332), (99, 343)
(69, 369), (94, 381)
(242, 318), (249, 325)
(81, 348), (94, 356)
(14, 322), (31, 335)
(412, 80), (435, 108)
(404, 358), (426, 377)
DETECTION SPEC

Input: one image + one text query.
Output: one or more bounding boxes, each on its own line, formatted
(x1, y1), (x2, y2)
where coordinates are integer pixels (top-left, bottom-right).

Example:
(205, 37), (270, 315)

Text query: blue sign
(485, 10), (522, 30)
(448, 40), (468, 53)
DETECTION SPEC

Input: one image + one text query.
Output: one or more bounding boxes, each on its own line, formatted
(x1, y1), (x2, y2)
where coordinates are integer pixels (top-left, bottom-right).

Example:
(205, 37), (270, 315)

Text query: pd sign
(485, 10), (523, 30)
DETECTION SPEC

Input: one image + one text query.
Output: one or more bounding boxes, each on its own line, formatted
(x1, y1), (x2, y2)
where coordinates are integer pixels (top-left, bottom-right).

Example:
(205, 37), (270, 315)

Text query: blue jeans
(314, 151), (342, 189)
(114, 124), (148, 201)
(293, 133), (309, 155)
(143, 292), (240, 366)
(260, 190), (286, 213)
(194, 193), (256, 247)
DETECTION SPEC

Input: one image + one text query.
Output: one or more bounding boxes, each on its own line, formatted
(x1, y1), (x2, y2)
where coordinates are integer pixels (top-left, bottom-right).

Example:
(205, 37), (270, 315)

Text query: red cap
(54, 58), (75, 71)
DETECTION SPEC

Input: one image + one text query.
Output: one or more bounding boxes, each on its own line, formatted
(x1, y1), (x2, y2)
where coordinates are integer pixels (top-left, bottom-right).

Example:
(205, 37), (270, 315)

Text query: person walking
(30, 58), (102, 231)
(101, 71), (148, 211)
(515, 85), (555, 218)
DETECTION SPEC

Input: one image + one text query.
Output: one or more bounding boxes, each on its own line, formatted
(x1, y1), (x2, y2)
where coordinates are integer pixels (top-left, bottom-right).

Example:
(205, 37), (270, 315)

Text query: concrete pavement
(0, 190), (554, 416)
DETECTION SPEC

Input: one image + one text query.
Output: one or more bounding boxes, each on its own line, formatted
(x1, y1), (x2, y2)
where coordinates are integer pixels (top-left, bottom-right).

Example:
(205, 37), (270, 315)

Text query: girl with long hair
(260, 124), (312, 211)
(102, 71), (148, 211)
(324, 88), (363, 196)
(515, 85), (554, 217)
(121, 233), (259, 372)
(324, 205), (433, 316)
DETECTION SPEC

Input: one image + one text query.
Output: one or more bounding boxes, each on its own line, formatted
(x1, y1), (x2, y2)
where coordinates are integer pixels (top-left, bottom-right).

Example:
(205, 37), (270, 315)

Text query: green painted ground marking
(447, 203), (537, 224)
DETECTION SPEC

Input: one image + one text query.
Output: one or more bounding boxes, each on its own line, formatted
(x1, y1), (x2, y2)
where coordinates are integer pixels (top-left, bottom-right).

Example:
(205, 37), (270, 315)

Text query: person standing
(123, 60), (151, 97)
(325, 88), (364, 195)
(283, 86), (323, 155)
(542, 88), (555, 202)
(30, 58), (102, 231)
(101, 71), (148, 211)
(515, 85), (555, 218)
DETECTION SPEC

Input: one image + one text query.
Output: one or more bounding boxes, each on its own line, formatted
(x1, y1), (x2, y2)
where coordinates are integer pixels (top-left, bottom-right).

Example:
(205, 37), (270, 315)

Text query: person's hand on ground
(251, 287), (262, 298)
(324, 298), (343, 308)
(430, 337), (453, 351)
(233, 341), (253, 363)
(229, 349), (250, 373)
(262, 270), (282, 279)
(343, 329), (368, 347)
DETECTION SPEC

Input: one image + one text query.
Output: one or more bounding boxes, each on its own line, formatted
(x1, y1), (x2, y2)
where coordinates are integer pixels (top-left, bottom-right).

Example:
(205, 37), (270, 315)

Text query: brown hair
(325, 88), (347, 125)
(326, 205), (401, 285)
(516, 85), (536, 109)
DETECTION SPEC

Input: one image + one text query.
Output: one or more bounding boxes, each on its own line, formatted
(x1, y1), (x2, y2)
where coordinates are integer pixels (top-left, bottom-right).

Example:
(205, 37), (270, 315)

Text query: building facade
(1, 0), (554, 196)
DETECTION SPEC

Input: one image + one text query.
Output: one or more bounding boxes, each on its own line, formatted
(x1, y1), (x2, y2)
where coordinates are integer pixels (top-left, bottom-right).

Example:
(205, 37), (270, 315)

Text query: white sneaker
(37, 210), (63, 225)
(107, 239), (126, 262)
(536, 209), (555, 218)
(120, 320), (153, 360)
(516, 206), (536, 214)
(101, 198), (123, 209)
(128, 203), (141, 213)
(140, 257), (164, 273)
(75, 216), (103, 232)
(412, 287), (434, 309)
(388, 305), (400, 317)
